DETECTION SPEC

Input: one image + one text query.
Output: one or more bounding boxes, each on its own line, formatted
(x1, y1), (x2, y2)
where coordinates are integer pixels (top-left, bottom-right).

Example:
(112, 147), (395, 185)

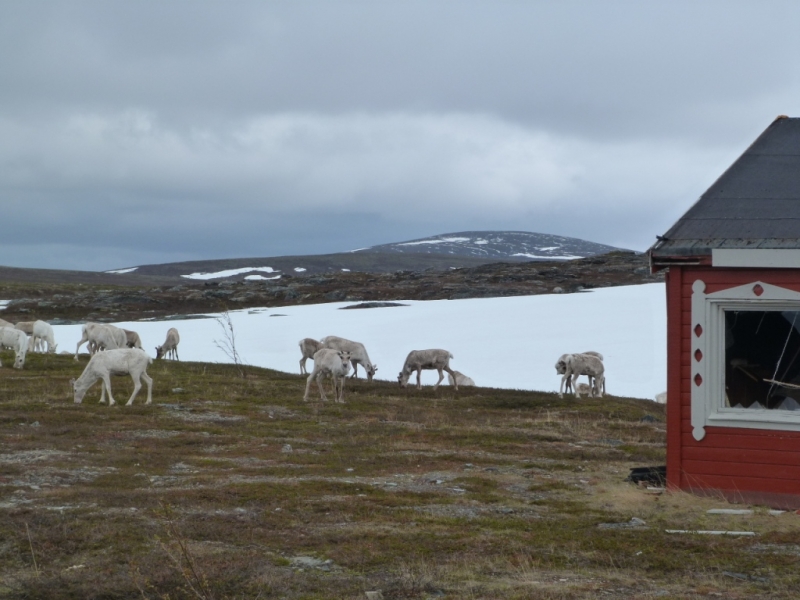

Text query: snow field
(50, 283), (666, 400)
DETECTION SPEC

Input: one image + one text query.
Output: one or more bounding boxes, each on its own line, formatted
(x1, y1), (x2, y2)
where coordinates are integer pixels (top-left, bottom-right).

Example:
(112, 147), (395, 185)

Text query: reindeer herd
(0, 319), (180, 406)
(0, 314), (608, 406)
(299, 334), (468, 403)
(299, 335), (607, 403)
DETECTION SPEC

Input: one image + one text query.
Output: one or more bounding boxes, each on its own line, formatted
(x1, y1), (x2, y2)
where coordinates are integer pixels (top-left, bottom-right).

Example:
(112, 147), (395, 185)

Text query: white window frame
(691, 279), (800, 441)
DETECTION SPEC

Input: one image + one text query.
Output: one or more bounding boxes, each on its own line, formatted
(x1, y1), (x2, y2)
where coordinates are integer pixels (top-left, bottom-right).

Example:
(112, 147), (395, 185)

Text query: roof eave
(648, 250), (711, 273)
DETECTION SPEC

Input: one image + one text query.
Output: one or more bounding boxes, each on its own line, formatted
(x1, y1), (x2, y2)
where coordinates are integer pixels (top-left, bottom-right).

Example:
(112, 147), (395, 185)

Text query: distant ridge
(354, 231), (627, 261)
(93, 230), (631, 282)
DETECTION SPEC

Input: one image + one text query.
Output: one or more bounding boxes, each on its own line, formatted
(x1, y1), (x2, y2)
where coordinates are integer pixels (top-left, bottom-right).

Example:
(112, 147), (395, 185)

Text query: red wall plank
(673, 484), (800, 509)
(679, 421), (800, 445)
(679, 472), (800, 496)
(683, 446), (800, 467)
(682, 460), (800, 480)
(701, 431), (800, 447)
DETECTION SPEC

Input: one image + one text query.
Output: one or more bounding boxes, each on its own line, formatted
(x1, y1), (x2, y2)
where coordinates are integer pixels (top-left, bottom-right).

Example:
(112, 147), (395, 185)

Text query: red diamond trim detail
(753, 284), (764, 296)
(694, 349), (702, 362)
(694, 373), (703, 386)
(694, 324), (703, 337)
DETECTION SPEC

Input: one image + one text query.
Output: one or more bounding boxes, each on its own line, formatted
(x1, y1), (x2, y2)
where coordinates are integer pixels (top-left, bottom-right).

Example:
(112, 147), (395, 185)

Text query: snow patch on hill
(182, 267), (279, 280)
(511, 253), (583, 260)
(244, 274), (281, 281)
(106, 267), (139, 274)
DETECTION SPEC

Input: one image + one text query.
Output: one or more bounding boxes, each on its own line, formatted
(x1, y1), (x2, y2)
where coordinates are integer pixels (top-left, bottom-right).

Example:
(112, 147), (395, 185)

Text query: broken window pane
(725, 310), (800, 410)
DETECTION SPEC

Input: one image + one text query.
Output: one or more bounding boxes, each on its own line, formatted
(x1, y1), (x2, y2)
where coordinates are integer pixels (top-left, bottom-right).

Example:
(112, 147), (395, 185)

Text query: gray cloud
(1, 1), (799, 269)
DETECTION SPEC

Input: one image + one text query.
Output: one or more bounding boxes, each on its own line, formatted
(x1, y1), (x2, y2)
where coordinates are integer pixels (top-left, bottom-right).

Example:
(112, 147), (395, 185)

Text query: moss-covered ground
(0, 352), (797, 599)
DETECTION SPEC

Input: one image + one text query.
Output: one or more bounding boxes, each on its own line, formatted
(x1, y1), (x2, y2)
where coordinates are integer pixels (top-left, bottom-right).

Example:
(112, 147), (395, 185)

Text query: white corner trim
(691, 279), (708, 441)
(712, 249), (800, 268)
(691, 279), (800, 440)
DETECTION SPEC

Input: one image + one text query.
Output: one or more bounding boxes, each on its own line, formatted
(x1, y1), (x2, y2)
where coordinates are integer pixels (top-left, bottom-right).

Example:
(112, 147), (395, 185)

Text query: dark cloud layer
(1, 1), (798, 269)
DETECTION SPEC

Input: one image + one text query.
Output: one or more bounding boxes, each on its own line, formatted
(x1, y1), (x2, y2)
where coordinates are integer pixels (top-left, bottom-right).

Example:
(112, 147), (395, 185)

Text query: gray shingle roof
(650, 116), (800, 258)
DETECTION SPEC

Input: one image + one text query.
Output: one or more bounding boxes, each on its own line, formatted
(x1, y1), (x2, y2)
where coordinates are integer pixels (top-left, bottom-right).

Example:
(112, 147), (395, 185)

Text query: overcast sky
(2, 1), (799, 271)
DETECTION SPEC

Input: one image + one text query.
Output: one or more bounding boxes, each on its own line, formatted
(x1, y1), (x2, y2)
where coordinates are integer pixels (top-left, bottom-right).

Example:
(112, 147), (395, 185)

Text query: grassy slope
(0, 353), (798, 599)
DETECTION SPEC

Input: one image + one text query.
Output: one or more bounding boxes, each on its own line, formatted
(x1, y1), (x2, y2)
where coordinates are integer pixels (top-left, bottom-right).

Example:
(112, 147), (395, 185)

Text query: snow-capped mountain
(354, 231), (627, 261)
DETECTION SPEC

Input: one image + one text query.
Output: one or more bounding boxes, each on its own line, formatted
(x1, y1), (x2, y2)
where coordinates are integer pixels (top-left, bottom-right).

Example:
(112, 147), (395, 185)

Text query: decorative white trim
(691, 279), (800, 440)
(691, 280), (709, 441)
(712, 249), (800, 268)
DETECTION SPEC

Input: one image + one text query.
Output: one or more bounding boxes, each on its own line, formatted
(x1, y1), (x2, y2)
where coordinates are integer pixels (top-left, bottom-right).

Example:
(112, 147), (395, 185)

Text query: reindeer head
(366, 363), (378, 382)
(554, 354), (571, 375)
(397, 370), (411, 388)
(71, 378), (85, 404)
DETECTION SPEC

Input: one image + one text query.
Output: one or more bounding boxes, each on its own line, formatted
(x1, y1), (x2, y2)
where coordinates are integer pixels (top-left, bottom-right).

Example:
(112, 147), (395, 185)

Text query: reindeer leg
(103, 375), (116, 406)
(127, 376), (142, 406)
(444, 366), (458, 391)
(317, 372), (328, 402)
(303, 373), (314, 401)
(434, 368), (444, 390)
(142, 372), (153, 404)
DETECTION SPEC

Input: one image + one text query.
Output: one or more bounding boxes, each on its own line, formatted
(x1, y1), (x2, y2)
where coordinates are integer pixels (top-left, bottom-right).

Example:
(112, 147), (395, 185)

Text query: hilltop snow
(356, 230), (627, 261)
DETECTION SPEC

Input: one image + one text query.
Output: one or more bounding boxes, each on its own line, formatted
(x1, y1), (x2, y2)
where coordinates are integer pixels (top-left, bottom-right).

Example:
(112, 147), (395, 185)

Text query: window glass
(725, 310), (800, 410)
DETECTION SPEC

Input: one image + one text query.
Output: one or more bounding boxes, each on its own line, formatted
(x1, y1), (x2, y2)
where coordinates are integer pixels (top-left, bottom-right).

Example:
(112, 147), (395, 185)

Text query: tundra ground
(0, 352), (797, 599)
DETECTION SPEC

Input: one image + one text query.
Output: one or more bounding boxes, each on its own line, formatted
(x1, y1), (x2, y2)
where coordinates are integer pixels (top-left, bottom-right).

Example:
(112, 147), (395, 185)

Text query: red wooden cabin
(650, 116), (800, 509)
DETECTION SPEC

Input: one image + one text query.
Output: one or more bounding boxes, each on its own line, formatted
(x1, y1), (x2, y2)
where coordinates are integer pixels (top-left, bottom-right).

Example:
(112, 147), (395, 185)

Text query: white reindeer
(74, 323), (127, 360)
(156, 328), (180, 360)
(14, 321), (35, 335)
(320, 335), (377, 381)
(556, 351), (603, 396)
(31, 320), (57, 353)
(0, 327), (29, 369)
(72, 348), (153, 406)
(556, 353), (605, 398)
(447, 370), (475, 387)
(303, 349), (352, 403)
(123, 329), (143, 349)
(299, 337), (323, 375)
(15, 321), (35, 353)
(398, 349), (458, 391)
